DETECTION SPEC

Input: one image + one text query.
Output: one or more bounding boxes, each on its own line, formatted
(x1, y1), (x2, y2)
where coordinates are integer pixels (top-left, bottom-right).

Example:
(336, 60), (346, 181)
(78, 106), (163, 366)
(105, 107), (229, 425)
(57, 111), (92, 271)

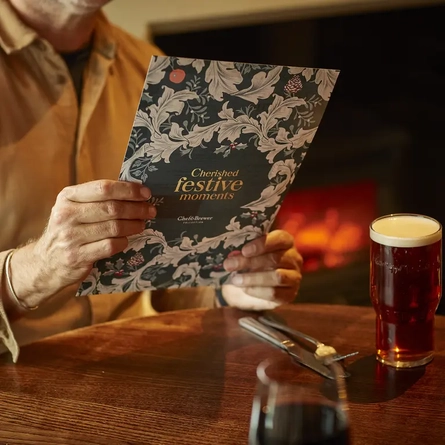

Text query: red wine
(254, 403), (350, 445)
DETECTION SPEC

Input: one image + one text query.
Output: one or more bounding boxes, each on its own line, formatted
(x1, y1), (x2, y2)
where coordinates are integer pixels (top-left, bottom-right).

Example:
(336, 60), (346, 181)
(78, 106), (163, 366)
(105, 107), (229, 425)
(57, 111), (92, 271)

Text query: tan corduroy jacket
(0, 0), (215, 362)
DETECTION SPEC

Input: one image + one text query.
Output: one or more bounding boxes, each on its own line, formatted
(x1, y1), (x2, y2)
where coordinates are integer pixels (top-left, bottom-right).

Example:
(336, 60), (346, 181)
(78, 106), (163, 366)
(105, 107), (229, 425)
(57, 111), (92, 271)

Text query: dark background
(153, 4), (445, 312)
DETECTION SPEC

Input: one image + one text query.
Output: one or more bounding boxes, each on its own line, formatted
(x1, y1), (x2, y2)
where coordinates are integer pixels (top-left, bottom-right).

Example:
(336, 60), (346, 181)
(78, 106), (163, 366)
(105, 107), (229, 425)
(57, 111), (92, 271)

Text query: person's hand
(9, 180), (155, 309)
(221, 230), (303, 311)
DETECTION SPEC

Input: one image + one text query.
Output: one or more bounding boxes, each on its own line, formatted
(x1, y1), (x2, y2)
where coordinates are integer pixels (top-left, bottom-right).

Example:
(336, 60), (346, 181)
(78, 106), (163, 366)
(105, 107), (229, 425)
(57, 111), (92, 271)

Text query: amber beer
(370, 214), (442, 368)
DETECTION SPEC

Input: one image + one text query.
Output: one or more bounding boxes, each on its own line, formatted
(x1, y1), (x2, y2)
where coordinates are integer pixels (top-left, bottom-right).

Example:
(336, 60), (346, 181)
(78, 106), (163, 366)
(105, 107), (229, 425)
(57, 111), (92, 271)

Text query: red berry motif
(169, 69), (186, 84)
(284, 75), (303, 94)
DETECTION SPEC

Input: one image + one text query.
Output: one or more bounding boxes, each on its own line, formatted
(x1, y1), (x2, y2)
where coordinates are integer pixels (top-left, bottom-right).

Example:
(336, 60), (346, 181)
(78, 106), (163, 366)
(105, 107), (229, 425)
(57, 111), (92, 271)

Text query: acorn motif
(284, 75), (303, 94)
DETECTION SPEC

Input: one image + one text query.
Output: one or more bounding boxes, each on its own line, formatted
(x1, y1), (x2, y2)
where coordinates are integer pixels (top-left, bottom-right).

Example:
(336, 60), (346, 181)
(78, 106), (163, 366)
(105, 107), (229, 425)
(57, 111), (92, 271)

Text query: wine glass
(249, 356), (350, 445)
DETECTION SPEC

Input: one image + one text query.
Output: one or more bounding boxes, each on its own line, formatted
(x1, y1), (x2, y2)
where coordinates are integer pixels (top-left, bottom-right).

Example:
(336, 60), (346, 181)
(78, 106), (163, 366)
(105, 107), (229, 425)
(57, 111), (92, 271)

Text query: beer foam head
(370, 214), (442, 247)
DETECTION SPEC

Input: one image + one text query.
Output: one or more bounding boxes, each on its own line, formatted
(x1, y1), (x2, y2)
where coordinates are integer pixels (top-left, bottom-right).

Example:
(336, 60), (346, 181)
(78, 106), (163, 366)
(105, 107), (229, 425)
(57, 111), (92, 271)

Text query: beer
(370, 214), (442, 368)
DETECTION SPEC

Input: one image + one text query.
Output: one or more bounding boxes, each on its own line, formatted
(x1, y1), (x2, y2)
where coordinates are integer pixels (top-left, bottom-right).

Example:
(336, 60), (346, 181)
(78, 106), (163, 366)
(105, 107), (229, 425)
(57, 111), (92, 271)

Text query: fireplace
(270, 102), (408, 306)
(276, 181), (376, 274)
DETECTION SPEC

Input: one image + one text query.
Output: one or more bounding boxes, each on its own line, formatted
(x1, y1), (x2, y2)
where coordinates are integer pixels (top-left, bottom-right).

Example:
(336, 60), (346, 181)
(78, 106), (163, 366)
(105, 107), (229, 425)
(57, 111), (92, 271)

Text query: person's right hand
(8, 180), (155, 310)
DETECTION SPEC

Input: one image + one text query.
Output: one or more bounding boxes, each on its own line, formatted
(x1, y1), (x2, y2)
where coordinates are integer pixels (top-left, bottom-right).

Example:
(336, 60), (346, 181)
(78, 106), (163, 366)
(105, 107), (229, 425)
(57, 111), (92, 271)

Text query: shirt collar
(0, 0), (38, 54)
(0, 0), (116, 58)
(92, 11), (116, 60)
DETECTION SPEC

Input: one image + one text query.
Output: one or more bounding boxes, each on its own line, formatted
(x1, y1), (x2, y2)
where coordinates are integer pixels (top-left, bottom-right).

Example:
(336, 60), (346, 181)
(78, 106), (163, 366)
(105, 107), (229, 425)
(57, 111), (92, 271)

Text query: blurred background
(105, 0), (445, 311)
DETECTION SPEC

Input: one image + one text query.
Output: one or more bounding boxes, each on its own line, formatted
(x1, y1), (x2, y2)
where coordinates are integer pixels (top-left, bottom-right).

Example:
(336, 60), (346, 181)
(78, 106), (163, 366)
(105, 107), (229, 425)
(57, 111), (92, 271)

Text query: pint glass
(370, 214), (442, 368)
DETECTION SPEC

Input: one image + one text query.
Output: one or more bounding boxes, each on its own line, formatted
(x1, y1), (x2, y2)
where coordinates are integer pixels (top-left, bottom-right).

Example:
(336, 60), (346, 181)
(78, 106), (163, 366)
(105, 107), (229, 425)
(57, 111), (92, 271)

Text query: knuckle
(276, 230), (293, 247)
(57, 186), (73, 202)
(102, 238), (127, 257)
(102, 239), (117, 257)
(105, 201), (121, 218)
(108, 220), (123, 237)
(98, 180), (114, 197)
(146, 203), (156, 219)
(130, 182), (143, 197)
(51, 206), (70, 225)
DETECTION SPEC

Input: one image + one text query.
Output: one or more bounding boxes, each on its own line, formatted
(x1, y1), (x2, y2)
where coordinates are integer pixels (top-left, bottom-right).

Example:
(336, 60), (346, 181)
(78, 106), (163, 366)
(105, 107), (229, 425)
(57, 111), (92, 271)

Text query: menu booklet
(77, 56), (339, 296)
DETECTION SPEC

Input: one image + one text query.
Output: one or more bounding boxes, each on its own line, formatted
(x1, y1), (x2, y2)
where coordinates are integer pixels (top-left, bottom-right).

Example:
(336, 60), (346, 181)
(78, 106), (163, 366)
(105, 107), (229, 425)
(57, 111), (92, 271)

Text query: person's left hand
(221, 230), (303, 311)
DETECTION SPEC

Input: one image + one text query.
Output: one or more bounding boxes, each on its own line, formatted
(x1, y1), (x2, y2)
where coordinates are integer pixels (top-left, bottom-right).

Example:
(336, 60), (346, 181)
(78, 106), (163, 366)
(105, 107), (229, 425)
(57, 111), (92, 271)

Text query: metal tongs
(239, 314), (357, 379)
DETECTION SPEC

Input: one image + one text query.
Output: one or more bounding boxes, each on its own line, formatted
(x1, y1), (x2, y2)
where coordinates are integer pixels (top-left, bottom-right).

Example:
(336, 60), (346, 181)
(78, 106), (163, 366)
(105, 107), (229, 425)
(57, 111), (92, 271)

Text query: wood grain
(0, 304), (444, 444)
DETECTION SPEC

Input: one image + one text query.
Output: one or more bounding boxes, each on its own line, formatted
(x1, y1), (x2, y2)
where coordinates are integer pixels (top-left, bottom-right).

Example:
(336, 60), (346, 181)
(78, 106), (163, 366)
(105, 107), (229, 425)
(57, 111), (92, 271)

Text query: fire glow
(275, 181), (377, 272)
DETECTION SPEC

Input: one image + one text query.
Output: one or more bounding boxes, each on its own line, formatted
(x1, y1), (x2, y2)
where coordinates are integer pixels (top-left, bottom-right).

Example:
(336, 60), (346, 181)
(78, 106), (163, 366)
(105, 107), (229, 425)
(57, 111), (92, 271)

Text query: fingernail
(243, 244), (257, 256)
(224, 257), (239, 271)
(148, 206), (157, 218)
(231, 274), (243, 286)
(140, 187), (151, 199)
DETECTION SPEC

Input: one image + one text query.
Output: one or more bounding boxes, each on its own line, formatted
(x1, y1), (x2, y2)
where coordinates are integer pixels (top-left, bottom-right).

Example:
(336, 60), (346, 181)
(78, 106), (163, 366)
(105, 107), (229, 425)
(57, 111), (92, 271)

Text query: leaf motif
(149, 86), (198, 132)
(315, 69), (340, 101)
(179, 237), (196, 250)
(257, 137), (291, 163)
(216, 103), (261, 143)
(217, 102), (235, 120)
(225, 217), (241, 232)
(119, 142), (151, 182)
(289, 67), (314, 81)
(205, 61), (243, 101)
(242, 159), (296, 211)
(177, 58), (206, 73)
(133, 110), (154, 133)
(218, 120), (259, 143)
(289, 126), (318, 148)
(186, 121), (221, 148)
(160, 245), (191, 267)
(145, 56), (170, 86)
(214, 145), (229, 155)
(169, 122), (187, 141)
(275, 127), (289, 144)
(126, 229), (168, 252)
(171, 263), (201, 286)
(258, 95), (306, 134)
(177, 57), (194, 66)
(222, 226), (262, 248)
(193, 59), (206, 73)
(288, 67), (305, 75)
(233, 66), (282, 104)
(148, 133), (187, 163)
(302, 68), (314, 82)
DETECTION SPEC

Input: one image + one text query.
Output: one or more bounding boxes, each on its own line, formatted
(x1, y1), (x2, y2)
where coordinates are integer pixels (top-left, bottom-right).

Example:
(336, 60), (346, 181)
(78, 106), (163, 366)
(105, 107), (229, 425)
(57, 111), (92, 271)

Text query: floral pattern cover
(77, 56), (339, 295)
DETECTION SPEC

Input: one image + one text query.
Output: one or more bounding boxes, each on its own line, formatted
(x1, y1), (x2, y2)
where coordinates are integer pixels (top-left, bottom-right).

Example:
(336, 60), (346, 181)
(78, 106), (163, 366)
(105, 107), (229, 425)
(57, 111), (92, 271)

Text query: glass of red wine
(248, 356), (350, 445)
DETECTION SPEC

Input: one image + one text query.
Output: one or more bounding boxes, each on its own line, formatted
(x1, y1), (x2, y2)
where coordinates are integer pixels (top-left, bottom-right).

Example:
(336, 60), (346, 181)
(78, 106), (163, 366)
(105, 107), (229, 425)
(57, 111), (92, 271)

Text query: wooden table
(0, 304), (444, 444)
